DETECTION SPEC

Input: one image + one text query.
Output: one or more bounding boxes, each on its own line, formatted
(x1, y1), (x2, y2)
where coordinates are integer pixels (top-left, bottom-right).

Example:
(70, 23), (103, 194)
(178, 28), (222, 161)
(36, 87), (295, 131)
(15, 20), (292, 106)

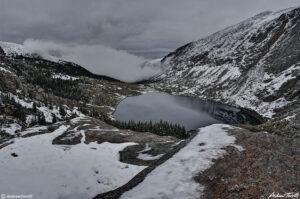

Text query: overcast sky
(1, 0), (299, 58)
(0, 0), (299, 82)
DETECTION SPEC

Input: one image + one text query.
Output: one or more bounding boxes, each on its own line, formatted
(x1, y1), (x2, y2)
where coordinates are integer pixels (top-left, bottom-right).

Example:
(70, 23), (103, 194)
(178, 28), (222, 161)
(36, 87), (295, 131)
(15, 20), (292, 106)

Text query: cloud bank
(23, 39), (161, 82)
(1, 0), (299, 58)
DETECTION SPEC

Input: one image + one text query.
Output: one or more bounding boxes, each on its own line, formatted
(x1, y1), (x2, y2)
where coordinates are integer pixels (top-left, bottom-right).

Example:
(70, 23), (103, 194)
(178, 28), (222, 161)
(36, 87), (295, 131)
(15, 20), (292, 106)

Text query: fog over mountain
(0, 0), (298, 81)
(22, 39), (161, 82)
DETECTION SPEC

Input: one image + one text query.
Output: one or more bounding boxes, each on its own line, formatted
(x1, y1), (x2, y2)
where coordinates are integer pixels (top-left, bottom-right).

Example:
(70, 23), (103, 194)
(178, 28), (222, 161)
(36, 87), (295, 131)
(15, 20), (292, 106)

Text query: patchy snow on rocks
(52, 73), (79, 81)
(264, 64), (300, 95)
(136, 144), (164, 161)
(137, 153), (164, 161)
(1, 92), (33, 109)
(121, 124), (241, 199)
(0, 67), (13, 74)
(20, 125), (48, 136)
(0, 123), (22, 135)
(284, 113), (297, 121)
(0, 124), (146, 199)
(153, 7), (300, 120)
(0, 91), (84, 123)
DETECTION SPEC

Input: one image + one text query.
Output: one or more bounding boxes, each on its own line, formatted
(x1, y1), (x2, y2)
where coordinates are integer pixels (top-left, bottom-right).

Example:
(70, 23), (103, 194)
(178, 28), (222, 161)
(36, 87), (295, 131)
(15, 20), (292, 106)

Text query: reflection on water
(114, 93), (261, 130)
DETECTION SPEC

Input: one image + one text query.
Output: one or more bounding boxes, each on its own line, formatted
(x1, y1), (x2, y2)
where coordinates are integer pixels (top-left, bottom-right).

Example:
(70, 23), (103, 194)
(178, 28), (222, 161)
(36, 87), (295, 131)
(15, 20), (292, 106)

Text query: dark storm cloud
(1, 0), (299, 58)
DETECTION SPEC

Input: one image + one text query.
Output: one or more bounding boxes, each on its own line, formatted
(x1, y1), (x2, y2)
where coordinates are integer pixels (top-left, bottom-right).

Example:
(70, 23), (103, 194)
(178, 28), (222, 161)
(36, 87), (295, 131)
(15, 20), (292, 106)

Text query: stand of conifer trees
(91, 111), (188, 139)
(26, 71), (89, 103)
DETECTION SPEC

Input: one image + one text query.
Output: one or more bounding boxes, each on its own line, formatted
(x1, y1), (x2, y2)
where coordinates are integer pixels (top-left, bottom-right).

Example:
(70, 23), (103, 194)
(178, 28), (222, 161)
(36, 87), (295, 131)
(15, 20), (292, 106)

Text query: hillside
(0, 42), (151, 146)
(0, 42), (185, 198)
(150, 7), (300, 136)
(0, 7), (299, 199)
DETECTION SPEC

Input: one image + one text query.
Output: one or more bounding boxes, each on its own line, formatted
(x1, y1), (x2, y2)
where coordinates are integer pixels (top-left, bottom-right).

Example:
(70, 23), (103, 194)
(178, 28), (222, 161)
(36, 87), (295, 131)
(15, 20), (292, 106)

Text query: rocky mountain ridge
(150, 7), (300, 136)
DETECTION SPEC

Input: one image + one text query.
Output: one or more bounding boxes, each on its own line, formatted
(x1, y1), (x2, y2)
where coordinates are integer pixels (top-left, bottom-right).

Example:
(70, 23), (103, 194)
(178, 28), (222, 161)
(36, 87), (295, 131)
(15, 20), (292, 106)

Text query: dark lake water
(114, 93), (262, 130)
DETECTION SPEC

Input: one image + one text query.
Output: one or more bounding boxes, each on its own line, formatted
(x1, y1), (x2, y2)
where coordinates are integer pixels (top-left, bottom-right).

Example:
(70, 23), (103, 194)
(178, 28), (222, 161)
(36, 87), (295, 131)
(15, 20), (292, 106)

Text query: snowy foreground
(121, 124), (242, 199)
(0, 124), (145, 199)
(0, 123), (240, 199)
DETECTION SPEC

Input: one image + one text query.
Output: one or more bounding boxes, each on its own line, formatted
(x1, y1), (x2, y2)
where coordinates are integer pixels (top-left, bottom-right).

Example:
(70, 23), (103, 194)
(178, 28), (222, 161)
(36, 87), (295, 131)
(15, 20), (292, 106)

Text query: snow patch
(137, 153), (163, 161)
(136, 144), (164, 161)
(0, 67), (13, 74)
(121, 124), (241, 199)
(0, 123), (22, 135)
(52, 73), (79, 81)
(20, 125), (48, 136)
(0, 124), (146, 199)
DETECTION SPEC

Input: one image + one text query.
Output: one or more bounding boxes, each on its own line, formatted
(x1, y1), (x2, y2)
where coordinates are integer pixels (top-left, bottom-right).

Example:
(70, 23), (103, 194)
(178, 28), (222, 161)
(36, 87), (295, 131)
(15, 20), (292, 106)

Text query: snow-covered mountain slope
(0, 41), (62, 63)
(153, 7), (300, 119)
(0, 41), (30, 56)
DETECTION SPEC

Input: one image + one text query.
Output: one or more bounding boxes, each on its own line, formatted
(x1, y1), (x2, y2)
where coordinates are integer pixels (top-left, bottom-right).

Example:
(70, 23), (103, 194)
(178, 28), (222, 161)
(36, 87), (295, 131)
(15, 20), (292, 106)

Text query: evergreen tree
(49, 103), (53, 110)
(59, 105), (66, 117)
(94, 111), (188, 139)
(52, 113), (57, 124)
(32, 102), (37, 113)
(38, 113), (46, 125)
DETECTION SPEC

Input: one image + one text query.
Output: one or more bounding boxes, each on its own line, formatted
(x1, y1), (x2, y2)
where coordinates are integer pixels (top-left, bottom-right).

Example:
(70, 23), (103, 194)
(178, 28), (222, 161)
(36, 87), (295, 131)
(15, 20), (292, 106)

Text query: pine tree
(59, 105), (66, 117)
(49, 103), (53, 110)
(52, 113), (57, 124)
(32, 102), (37, 113)
(38, 113), (46, 125)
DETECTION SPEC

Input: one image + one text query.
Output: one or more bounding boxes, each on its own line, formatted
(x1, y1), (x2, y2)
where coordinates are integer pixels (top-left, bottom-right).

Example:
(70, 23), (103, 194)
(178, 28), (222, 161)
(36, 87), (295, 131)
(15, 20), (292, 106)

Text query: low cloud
(23, 39), (161, 82)
(2, 0), (299, 58)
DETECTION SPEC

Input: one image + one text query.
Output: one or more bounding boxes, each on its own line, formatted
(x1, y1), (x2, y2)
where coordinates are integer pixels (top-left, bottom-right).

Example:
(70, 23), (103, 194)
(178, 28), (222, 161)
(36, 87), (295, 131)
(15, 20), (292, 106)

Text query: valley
(0, 6), (299, 199)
